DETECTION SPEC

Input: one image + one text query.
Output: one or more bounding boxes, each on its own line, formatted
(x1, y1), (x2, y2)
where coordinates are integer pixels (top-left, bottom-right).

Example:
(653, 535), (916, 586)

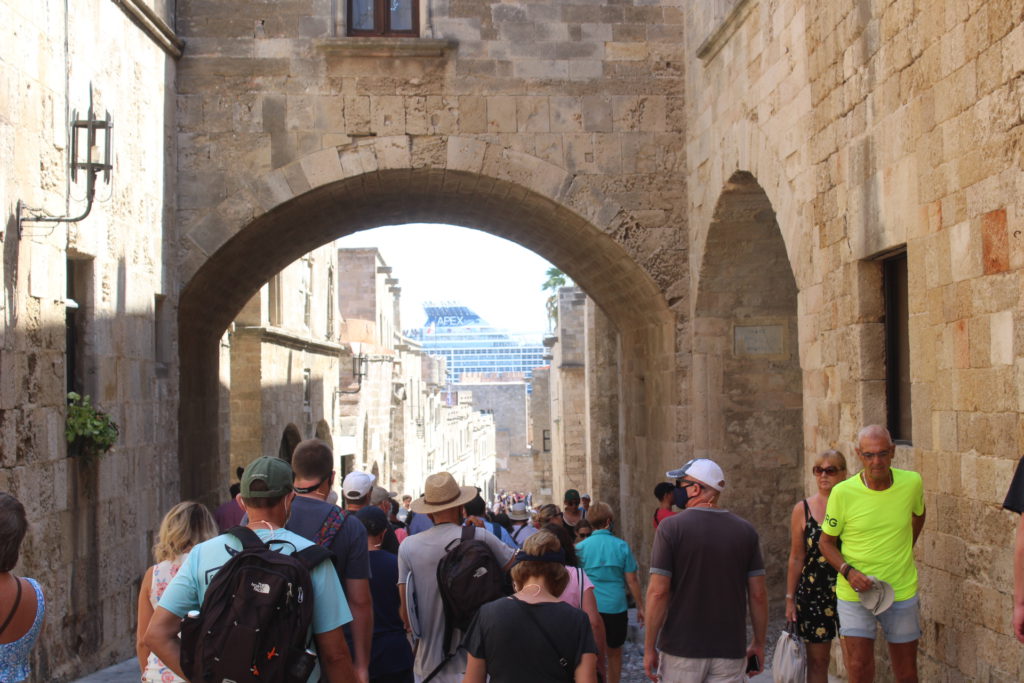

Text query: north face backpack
(180, 526), (332, 683)
(426, 524), (509, 682)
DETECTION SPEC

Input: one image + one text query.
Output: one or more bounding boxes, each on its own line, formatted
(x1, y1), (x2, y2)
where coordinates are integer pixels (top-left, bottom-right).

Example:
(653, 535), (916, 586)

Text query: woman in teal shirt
(575, 501), (645, 683)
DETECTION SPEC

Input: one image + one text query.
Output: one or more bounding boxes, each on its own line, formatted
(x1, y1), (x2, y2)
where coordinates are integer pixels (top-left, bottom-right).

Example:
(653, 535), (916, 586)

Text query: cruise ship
(405, 303), (546, 384)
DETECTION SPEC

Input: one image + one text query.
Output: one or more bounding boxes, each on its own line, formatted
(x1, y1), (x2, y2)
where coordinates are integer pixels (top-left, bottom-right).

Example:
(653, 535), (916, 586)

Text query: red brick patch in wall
(981, 208), (1009, 274)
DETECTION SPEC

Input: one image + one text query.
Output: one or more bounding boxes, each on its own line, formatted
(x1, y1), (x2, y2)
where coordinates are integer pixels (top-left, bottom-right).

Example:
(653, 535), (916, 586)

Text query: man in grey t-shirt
(398, 471), (514, 683)
(643, 458), (767, 682)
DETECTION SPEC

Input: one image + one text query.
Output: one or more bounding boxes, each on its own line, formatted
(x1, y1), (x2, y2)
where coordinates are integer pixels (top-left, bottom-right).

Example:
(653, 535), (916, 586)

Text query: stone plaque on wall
(733, 325), (784, 357)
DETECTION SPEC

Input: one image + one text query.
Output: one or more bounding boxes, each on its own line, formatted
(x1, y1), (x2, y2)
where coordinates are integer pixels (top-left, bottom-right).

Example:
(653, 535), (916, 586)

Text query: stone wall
(0, 0), (182, 678)
(549, 287), (589, 499)
(454, 381), (530, 493)
(528, 366), (554, 504)
(684, 0), (1024, 677)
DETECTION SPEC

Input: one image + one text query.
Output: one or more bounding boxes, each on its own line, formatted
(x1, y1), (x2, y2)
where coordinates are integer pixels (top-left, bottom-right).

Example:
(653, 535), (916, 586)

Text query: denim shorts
(836, 595), (921, 643)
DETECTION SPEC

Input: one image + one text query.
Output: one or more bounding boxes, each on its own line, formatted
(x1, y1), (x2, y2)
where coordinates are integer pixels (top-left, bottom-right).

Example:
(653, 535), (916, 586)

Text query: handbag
(771, 621), (807, 683)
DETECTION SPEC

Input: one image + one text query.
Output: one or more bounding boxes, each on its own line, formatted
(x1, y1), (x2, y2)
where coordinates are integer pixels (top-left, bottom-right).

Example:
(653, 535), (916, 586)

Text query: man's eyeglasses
(678, 480), (704, 490)
(859, 450), (891, 459)
(812, 466), (842, 476)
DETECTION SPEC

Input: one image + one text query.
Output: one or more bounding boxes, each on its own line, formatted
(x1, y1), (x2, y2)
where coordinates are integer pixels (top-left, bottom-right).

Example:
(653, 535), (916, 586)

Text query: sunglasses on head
(813, 465), (842, 475)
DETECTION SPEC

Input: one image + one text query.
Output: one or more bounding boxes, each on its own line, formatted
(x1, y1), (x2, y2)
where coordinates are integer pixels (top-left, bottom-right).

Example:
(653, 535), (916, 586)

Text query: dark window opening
(66, 259), (92, 395)
(348, 0), (419, 36)
(883, 253), (911, 443)
(542, 429), (551, 453)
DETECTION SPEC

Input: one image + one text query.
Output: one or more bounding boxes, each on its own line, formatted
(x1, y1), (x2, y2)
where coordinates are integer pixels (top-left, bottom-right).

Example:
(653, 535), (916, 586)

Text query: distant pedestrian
(580, 493), (591, 515)
(462, 531), (598, 683)
(562, 489), (585, 534)
(289, 440), (373, 683)
(653, 482), (675, 529)
(212, 482), (244, 532)
(369, 485), (401, 553)
(819, 425), (926, 683)
(0, 493), (45, 683)
(398, 472), (514, 683)
(136, 501), (217, 682)
(508, 502), (537, 547)
(355, 506), (414, 683)
(575, 519), (595, 541)
(785, 450), (847, 683)
(643, 458), (767, 682)
(576, 501), (645, 683)
(465, 493), (517, 548)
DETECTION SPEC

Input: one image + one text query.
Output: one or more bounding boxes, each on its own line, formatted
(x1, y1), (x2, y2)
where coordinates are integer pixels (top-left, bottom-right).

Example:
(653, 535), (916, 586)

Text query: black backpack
(426, 525), (509, 682)
(180, 526), (332, 683)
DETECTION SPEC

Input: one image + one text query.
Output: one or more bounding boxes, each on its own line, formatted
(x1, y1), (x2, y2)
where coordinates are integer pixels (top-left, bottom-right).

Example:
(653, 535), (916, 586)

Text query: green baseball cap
(241, 456), (293, 498)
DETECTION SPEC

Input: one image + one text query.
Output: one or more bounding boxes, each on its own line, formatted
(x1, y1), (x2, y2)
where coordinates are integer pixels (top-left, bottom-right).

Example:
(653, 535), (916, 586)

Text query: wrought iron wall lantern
(336, 353), (370, 395)
(17, 88), (113, 237)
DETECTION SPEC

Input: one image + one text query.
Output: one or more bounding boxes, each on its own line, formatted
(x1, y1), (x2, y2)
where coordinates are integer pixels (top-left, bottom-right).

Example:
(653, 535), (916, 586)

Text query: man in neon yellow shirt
(820, 425), (926, 683)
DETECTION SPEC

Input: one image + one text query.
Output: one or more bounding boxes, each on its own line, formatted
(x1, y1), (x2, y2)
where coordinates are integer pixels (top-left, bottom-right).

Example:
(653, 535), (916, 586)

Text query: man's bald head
(857, 425), (893, 448)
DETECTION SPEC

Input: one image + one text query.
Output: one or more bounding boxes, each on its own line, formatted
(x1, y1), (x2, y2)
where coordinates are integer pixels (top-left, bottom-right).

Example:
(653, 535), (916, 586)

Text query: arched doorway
(692, 171), (803, 603)
(176, 140), (676, 541)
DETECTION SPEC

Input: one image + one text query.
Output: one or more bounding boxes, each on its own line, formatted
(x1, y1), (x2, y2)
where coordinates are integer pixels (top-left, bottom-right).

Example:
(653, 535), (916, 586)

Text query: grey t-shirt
(397, 523), (514, 680)
(650, 507), (765, 659)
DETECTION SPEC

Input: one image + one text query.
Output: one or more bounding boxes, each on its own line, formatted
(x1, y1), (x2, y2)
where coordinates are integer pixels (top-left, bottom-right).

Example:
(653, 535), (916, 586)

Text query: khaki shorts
(658, 651), (745, 683)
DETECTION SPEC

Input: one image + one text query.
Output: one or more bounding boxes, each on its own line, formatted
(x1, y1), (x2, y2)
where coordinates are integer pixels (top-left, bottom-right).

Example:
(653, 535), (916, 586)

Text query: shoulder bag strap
(577, 568), (584, 610)
(513, 599), (572, 679)
(801, 499), (811, 523)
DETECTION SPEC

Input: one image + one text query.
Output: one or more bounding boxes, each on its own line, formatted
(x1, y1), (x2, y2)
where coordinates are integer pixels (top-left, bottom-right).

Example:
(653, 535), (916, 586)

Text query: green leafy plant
(65, 392), (119, 458)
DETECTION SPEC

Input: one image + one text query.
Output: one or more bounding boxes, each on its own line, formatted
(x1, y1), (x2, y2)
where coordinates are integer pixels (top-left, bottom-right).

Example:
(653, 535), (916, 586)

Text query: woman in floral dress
(785, 450), (847, 683)
(136, 501), (217, 683)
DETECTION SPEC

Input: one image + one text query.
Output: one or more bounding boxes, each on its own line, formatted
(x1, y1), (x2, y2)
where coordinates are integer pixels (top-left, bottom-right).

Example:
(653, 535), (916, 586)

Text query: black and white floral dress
(794, 499), (839, 642)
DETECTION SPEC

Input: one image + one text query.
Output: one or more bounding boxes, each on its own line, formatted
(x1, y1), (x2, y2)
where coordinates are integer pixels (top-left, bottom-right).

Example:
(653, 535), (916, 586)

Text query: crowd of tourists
(5, 422), (1024, 682)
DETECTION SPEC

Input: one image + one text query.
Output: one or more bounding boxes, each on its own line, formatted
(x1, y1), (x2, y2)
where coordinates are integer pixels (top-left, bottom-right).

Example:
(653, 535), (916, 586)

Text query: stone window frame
(346, 0), (420, 38)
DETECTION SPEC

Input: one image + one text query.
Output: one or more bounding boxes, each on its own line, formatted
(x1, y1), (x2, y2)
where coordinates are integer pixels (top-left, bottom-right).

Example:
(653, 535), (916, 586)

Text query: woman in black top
(462, 531), (598, 683)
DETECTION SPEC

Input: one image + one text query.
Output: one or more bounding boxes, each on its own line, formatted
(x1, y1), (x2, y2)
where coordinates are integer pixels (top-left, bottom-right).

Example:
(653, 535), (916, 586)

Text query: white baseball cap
(666, 458), (726, 491)
(342, 471), (376, 500)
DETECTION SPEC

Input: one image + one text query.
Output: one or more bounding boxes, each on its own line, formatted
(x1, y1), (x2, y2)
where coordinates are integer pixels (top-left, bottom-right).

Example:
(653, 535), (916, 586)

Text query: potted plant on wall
(65, 392), (119, 460)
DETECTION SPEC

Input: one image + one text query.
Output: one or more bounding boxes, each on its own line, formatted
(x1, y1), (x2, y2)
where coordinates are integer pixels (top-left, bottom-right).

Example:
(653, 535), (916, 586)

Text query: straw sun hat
(409, 472), (477, 514)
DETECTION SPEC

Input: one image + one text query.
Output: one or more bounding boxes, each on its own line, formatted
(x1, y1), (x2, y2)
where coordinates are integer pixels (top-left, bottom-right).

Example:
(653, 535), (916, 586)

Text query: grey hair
(857, 425), (893, 446)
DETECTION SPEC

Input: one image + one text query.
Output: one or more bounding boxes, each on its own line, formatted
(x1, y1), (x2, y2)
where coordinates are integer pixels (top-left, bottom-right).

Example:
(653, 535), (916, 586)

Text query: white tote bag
(772, 622), (807, 683)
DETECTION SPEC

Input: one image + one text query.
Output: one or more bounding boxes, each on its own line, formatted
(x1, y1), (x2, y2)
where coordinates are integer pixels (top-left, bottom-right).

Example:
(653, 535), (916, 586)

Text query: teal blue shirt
(576, 529), (638, 614)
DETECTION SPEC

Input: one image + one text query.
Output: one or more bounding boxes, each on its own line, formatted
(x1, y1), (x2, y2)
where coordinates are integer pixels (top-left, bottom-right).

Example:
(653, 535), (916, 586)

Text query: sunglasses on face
(577, 531), (591, 539)
(813, 466), (842, 475)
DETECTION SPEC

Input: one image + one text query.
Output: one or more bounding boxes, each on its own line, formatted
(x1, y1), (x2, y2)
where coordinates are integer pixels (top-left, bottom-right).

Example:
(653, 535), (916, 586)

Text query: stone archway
(177, 138), (677, 540)
(692, 171), (803, 603)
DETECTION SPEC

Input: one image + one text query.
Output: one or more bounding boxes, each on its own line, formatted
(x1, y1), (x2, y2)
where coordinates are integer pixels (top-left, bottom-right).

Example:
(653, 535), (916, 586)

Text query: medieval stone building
(2, 0), (1022, 679)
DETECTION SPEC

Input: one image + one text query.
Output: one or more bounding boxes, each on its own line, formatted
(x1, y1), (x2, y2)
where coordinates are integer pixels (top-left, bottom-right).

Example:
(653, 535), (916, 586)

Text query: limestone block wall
(528, 366), (554, 503)
(1, 0), (180, 678)
(584, 298), (620, 513)
(684, 1), (1024, 677)
(454, 381), (529, 492)
(550, 288), (589, 499)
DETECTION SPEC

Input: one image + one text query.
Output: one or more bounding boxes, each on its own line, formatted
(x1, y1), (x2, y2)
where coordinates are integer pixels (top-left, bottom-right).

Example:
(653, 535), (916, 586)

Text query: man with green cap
(145, 456), (358, 682)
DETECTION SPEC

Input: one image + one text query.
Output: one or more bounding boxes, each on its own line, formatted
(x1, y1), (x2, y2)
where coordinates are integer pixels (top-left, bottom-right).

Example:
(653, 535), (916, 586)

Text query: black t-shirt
(1004, 456), (1024, 513)
(367, 550), (414, 676)
(463, 597), (597, 682)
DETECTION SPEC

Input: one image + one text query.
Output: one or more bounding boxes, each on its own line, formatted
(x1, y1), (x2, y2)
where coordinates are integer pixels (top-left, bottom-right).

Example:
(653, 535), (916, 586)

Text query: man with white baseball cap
(644, 458), (767, 681)
(342, 471), (376, 507)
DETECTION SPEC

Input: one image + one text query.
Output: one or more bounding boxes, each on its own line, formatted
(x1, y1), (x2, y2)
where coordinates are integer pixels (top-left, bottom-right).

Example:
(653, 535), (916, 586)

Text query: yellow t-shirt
(821, 468), (925, 602)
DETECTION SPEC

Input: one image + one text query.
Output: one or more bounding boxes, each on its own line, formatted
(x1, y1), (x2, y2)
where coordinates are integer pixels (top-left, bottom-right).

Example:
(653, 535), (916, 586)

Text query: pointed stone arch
(692, 171), (803, 605)
(177, 137), (677, 519)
